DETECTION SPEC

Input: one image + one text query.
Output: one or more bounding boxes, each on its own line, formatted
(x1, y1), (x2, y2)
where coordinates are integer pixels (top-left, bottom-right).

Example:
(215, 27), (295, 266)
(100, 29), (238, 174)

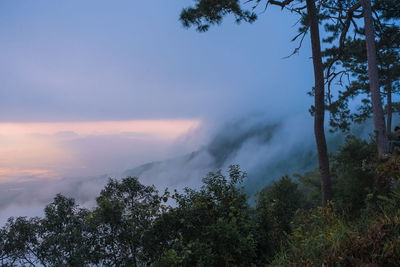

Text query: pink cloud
(0, 119), (202, 182)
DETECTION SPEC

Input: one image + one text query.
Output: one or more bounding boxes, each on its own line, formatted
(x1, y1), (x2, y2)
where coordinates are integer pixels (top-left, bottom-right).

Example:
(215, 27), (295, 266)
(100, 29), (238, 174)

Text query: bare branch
(325, 1), (362, 87)
(267, 0), (295, 9)
(282, 26), (309, 59)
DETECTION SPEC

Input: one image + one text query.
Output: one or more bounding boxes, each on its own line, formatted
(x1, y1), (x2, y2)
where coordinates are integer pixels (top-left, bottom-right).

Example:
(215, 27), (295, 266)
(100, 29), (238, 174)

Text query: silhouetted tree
(321, 0), (400, 154)
(180, 0), (332, 206)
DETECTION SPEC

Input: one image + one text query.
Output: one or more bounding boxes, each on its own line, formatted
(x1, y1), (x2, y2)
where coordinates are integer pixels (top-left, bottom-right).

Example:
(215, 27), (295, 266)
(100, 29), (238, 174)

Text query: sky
(0, 0), (314, 122)
(0, 0), (319, 221)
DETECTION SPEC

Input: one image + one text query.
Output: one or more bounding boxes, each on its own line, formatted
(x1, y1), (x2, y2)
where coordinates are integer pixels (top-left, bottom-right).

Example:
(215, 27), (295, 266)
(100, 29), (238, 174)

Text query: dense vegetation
(1, 136), (400, 266)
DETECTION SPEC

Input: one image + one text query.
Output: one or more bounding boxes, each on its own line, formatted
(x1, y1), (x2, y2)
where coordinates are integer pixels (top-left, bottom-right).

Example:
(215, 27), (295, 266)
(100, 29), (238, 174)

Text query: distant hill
(123, 119), (345, 196)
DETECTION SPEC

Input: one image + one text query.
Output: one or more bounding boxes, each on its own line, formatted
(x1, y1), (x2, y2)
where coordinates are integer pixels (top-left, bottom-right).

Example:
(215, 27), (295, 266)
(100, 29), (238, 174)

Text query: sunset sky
(0, 0), (315, 186)
(0, 120), (199, 182)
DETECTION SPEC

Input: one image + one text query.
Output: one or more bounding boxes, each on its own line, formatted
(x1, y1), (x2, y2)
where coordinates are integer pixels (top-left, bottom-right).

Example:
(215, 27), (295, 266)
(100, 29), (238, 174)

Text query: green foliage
(327, 216), (400, 266)
(321, 0), (400, 132)
(257, 176), (304, 231)
(0, 195), (91, 266)
(0, 178), (167, 266)
(374, 0), (400, 20)
(330, 135), (377, 213)
(294, 136), (379, 213)
(40, 195), (91, 266)
(1, 144), (400, 266)
(271, 149), (400, 267)
(154, 165), (258, 266)
(180, 0), (257, 32)
(325, 188), (400, 266)
(295, 168), (323, 207)
(273, 194), (400, 266)
(376, 154), (400, 181)
(254, 176), (305, 262)
(0, 216), (42, 266)
(279, 203), (349, 266)
(91, 177), (166, 266)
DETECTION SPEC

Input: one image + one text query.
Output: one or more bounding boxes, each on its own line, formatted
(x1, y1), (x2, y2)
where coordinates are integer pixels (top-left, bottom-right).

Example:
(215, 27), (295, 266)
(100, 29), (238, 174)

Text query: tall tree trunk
(306, 0), (332, 207)
(386, 80), (392, 134)
(362, 0), (390, 155)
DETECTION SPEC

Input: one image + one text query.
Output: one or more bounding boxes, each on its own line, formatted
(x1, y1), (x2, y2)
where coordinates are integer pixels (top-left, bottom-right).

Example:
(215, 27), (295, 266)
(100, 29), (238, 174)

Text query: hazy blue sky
(0, 0), (314, 123)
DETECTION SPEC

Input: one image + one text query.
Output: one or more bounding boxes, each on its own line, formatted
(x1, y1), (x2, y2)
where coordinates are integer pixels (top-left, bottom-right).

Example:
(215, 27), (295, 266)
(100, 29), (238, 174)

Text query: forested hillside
(1, 136), (400, 266)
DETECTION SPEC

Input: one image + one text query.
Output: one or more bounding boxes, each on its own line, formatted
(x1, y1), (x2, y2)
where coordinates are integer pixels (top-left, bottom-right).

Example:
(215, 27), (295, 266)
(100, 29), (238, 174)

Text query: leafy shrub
(92, 177), (166, 266)
(274, 202), (348, 266)
(376, 154), (400, 190)
(330, 135), (377, 214)
(272, 189), (400, 267)
(326, 189), (400, 266)
(295, 136), (378, 213)
(254, 176), (305, 262)
(327, 215), (400, 266)
(154, 165), (258, 266)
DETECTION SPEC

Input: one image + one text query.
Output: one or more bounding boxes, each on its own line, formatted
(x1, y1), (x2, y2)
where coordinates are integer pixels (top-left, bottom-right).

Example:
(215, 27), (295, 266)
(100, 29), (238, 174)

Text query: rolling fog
(0, 113), (338, 224)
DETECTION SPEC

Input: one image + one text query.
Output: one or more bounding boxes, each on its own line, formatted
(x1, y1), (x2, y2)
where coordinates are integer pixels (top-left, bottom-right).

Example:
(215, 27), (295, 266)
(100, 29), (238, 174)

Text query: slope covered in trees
(1, 137), (400, 266)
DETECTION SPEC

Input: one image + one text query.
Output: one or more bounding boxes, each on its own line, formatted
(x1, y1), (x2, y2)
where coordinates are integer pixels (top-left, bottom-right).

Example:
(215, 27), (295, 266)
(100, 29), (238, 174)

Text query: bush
(327, 189), (400, 266)
(272, 202), (348, 266)
(254, 176), (305, 262)
(152, 165), (258, 266)
(330, 135), (377, 214)
(271, 189), (400, 267)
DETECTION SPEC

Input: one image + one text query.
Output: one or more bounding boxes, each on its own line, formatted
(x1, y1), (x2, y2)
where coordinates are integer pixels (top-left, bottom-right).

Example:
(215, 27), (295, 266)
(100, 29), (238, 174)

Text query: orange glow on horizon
(0, 168), (56, 183)
(0, 119), (200, 139)
(0, 119), (201, 183)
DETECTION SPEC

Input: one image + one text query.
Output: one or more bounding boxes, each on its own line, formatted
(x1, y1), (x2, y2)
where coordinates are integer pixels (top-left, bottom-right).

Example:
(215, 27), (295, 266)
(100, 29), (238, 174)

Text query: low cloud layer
(1, 113), (387, 225)
(1, 114), (318, 223)
(124, 114), (323, 194)
(0, 120), (202, 224)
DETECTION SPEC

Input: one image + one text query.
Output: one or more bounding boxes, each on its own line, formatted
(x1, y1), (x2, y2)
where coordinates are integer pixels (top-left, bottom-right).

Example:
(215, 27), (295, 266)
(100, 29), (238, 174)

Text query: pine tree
(180, 0), (332, 206)
(321, 0), (400, 154)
